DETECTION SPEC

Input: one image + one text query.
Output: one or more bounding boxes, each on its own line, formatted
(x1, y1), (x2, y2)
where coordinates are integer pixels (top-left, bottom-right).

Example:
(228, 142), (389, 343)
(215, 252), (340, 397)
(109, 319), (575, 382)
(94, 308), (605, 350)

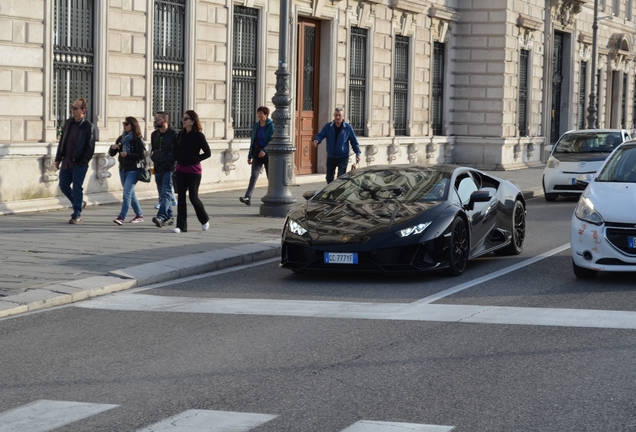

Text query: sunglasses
(122, 122), (130, 126)
(182, 117), (191, 121)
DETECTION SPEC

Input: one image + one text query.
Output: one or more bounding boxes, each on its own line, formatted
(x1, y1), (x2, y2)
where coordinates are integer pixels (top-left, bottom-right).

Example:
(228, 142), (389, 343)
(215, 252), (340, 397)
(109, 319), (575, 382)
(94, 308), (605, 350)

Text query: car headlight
(574, 196), (604, 225)
(547, 156), (560, 169)
(287, 219), (307, 236)
(397, 222), (432, 238)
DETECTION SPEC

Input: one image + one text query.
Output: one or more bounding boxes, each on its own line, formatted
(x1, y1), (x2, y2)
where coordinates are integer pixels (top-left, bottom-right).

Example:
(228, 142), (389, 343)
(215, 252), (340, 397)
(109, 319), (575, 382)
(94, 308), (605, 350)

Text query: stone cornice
(428, 4), (460, 22)
(517, 14), (542, 31)
(391, 0), (426, 15)
(578, 31), (593, 45)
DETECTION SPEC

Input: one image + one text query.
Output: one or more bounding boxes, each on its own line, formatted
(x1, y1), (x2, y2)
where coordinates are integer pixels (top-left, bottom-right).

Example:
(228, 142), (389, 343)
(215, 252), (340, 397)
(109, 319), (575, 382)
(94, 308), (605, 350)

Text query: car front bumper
(570, 214), (636, 272)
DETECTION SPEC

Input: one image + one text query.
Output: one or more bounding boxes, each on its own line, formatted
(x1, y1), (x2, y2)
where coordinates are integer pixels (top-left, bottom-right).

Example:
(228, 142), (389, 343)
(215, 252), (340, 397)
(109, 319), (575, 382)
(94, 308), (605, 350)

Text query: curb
(0, 240), (281, 320)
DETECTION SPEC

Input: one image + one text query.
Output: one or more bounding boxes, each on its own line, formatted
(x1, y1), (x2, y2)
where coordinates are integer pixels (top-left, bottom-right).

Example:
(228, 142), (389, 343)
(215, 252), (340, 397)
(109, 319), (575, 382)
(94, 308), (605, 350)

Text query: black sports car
(280, 164), (526, 275)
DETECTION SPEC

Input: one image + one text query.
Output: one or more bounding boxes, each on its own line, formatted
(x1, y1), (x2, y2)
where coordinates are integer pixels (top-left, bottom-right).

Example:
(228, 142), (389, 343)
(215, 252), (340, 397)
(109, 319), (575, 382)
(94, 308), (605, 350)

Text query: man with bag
(312, 107), (361, 184)
(150, 112), (178, 227)
(54, 98), (96, 224)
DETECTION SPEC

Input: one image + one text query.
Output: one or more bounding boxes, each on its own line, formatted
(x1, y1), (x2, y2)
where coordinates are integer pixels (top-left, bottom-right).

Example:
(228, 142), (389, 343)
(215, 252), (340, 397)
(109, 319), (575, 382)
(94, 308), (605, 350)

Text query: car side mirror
(575, 173), (594, 189)
(466, 190), (492, 210)
(544, 144), (554, 154)
(302, 190), (317, 200)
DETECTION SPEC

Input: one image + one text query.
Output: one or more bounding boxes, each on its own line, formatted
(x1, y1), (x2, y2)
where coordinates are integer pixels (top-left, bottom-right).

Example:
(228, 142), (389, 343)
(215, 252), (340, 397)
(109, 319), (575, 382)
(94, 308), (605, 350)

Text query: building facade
(0, 0), (635, 213)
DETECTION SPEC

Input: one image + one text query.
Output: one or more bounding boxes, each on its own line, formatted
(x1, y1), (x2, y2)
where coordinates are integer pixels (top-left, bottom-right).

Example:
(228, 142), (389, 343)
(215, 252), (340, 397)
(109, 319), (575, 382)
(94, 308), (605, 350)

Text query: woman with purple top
(172, 110), (211, 233)
(239, 106), (274, 206)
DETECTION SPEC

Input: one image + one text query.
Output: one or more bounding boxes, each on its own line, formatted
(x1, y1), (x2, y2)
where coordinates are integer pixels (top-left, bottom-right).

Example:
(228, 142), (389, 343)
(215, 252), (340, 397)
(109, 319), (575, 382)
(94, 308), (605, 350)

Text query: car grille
(605, 226), (636, 256)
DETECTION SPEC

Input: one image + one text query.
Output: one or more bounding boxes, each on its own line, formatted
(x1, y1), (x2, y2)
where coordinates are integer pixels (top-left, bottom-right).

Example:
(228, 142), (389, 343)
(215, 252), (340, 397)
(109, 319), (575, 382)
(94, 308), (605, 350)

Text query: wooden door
(295, 19), (320, 174)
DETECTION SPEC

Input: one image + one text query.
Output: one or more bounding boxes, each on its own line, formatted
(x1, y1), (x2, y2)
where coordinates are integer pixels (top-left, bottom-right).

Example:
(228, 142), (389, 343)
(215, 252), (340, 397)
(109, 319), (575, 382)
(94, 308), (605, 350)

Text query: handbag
(136, 160), (151, 183)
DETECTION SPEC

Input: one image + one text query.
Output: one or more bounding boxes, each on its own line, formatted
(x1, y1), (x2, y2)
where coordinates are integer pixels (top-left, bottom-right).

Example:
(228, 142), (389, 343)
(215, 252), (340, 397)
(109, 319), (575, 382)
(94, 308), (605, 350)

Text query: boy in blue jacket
(312, 107), (361, 183)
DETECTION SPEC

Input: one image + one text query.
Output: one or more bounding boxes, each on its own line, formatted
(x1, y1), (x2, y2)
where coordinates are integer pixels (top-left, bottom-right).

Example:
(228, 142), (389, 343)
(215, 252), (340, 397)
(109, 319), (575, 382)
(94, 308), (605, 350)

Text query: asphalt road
(1, 197), (635, 432)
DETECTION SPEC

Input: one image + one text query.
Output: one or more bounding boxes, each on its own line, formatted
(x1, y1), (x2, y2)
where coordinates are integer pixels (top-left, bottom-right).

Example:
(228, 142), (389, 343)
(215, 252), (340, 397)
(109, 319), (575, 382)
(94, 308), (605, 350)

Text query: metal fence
(53, 0), (94, 136)
(232, 5), (258, 138)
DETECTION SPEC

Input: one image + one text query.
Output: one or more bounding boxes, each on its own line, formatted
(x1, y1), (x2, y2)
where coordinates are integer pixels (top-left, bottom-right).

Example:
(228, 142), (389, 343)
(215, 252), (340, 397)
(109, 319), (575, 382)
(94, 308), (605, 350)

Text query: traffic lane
(1, 307), (635, 431)
(139, 199), (574, 304)
(436, 248), (636, 312)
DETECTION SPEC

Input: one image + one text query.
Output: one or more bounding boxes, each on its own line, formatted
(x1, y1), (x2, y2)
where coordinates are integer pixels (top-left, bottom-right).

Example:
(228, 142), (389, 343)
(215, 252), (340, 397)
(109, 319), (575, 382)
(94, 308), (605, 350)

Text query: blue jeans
(326, 157), (349, 184)
(118, 170), (142, 219)
(154, 170), (174, 221)
(58, 164), (89, 218)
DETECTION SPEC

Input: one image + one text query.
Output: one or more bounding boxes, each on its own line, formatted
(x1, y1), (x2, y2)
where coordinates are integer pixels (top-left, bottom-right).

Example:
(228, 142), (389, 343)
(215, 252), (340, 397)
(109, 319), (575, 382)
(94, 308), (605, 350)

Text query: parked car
(280, 164), (526, 276)
(570, 141), (636, 278)
(542, 129), (631, 201)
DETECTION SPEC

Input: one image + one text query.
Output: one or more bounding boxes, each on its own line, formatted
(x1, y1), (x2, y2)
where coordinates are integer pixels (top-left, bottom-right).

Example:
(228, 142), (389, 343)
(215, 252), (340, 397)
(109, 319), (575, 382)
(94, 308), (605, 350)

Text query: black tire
(572, 260), (597, 278)
(544, 193), (558, 202)
(446, 216), (469, 276)
(494, 200), (526, 256)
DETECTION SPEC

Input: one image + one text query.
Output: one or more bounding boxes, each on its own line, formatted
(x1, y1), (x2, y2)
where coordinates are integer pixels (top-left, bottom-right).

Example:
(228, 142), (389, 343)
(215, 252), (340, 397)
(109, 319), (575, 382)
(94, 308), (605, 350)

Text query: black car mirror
(302, 190), (317, 200)
(575, 174), (594, 189)
(466, 190), (492, 210)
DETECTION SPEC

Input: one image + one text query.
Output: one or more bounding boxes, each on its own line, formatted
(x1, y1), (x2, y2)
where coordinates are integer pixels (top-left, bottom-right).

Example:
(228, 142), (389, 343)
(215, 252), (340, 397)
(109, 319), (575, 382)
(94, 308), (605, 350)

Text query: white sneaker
(202, 221), (210, 231)
(172, 227), (181, 233)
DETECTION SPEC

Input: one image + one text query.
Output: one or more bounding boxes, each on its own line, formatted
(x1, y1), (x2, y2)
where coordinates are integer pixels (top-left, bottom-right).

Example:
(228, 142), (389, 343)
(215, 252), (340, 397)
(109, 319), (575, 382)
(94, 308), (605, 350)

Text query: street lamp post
(259, 0), (297, 217)
(586, 0), (599, 129)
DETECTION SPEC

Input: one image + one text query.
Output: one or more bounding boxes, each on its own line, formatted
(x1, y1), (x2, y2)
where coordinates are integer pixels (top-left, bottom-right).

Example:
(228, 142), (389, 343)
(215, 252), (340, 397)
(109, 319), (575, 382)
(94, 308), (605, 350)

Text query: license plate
(571, 178), (577, 185)
(629, 237), (636, 249)
(324, 252), (358, 264)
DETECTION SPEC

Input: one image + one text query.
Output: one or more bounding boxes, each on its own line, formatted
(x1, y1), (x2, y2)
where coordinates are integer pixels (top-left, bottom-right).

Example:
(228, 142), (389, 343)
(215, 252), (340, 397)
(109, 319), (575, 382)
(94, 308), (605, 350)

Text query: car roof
(562, 129), (627, 134)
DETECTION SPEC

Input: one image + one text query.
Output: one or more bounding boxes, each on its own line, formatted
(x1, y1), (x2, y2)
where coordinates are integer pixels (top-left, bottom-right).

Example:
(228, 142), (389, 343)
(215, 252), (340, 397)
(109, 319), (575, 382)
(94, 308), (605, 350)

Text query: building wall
(1, 0), (635, 212)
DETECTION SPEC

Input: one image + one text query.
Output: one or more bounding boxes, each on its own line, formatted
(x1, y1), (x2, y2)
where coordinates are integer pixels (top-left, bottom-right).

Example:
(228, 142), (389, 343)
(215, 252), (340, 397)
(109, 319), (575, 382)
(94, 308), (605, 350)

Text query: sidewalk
(0, 166), (545, 319)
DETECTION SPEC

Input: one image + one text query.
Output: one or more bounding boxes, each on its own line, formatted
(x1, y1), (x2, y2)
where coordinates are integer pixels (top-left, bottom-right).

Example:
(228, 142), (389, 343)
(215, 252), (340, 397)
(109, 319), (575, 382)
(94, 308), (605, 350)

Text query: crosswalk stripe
(341, 420), (454, 431)
(135, 409), (277, 431)
(76, 293), (636, 330)
(0, 400), (118, 432)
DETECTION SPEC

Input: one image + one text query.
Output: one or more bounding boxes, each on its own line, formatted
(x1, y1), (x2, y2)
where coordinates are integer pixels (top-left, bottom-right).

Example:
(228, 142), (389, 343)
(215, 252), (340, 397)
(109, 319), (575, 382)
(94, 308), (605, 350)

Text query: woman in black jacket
(109, 117), (146, 225)
(172, 110), (211, 233)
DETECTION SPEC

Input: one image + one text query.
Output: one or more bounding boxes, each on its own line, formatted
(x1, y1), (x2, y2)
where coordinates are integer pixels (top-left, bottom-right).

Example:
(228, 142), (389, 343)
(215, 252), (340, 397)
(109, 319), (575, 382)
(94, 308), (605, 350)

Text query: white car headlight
(547, 156), (560, 169)
(574, 196), (604, 225)
(397, 222), (432, 238)
(287, 219), (307, 236)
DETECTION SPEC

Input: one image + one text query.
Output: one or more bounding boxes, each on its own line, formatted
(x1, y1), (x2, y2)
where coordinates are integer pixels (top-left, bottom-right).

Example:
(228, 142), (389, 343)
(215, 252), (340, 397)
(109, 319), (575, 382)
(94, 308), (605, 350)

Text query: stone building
(0, 0), (635, 213)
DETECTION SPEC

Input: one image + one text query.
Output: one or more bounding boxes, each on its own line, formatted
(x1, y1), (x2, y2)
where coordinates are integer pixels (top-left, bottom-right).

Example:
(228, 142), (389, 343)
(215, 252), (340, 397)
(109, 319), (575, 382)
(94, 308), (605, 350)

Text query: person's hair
(125, 116), (142, 139)
(75, 98), (88, 111)
(156, 111), (169, 121)
(257, 106), (270, 117)
(184, 110), (202, 131)
(334, 107), (344, 114)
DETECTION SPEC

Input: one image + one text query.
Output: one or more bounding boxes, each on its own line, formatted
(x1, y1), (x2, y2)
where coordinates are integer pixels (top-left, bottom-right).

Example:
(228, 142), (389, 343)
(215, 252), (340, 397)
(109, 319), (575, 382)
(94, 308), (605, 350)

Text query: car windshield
(554, 132), (621, 154)
(313, 169), (452, 203)
(596, 146), (636, 183)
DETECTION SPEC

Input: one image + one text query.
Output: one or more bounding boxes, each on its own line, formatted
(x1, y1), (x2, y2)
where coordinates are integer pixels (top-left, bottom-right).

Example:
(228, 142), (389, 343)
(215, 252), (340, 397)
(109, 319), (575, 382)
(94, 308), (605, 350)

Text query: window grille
(432, 42), (445, 136)
(621, 73), (627, 128)
(633, 76), (636, 128)
(596, 69), (601, 122)
(232, 5), (258, 139)
(518, 49), (529, 136)
(349, 27), (367, 136)
(153, 0), (185, 131)
(53, 0), (94, 137)
(393, 36), (409, 136)
(578, 61), (587, 129)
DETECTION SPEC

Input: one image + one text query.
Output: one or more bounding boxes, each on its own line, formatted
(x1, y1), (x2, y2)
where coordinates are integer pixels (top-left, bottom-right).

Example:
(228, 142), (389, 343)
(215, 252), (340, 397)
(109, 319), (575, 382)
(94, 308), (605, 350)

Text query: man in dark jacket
(150, 112), (178, 227)
(55, 98), (96, 224)
(312, 107), (361, 183)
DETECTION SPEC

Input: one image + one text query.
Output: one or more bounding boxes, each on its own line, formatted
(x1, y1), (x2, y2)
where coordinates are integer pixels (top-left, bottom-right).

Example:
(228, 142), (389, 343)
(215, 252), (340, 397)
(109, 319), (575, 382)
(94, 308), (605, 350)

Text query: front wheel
(446, 216), (469, 276)
(544, 193), (558, 202)
(494, 200), (526, 256)
(572, 260), (597, 278)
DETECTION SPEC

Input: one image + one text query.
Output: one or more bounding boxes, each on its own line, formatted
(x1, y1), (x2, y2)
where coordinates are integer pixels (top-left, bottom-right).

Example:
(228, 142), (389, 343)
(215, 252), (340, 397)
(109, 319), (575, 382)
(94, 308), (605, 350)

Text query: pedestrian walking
(172, 110), (211, 233)
(109, 117), (146, 225)
(312, 107), (361, 184)
(150, 111), (178, 227)
(54, 98), (96, 224)
(239, 106), (274, 206)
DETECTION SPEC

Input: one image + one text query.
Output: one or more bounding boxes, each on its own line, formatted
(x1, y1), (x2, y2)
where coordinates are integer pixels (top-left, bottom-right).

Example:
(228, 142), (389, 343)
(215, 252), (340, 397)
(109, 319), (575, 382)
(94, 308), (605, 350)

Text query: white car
(570, 141), (636, 278)
(542, 129), (631, 201)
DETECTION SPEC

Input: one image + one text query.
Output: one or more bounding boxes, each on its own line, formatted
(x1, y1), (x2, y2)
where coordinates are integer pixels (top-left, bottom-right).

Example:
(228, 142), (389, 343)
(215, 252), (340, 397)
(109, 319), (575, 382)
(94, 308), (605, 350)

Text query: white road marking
(0, 400), (118, 432)
(415, 243), (571, 304)
(341, 420), (454, 431)
(75, 294), (636, 330)
(135, 409), (277, 431)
